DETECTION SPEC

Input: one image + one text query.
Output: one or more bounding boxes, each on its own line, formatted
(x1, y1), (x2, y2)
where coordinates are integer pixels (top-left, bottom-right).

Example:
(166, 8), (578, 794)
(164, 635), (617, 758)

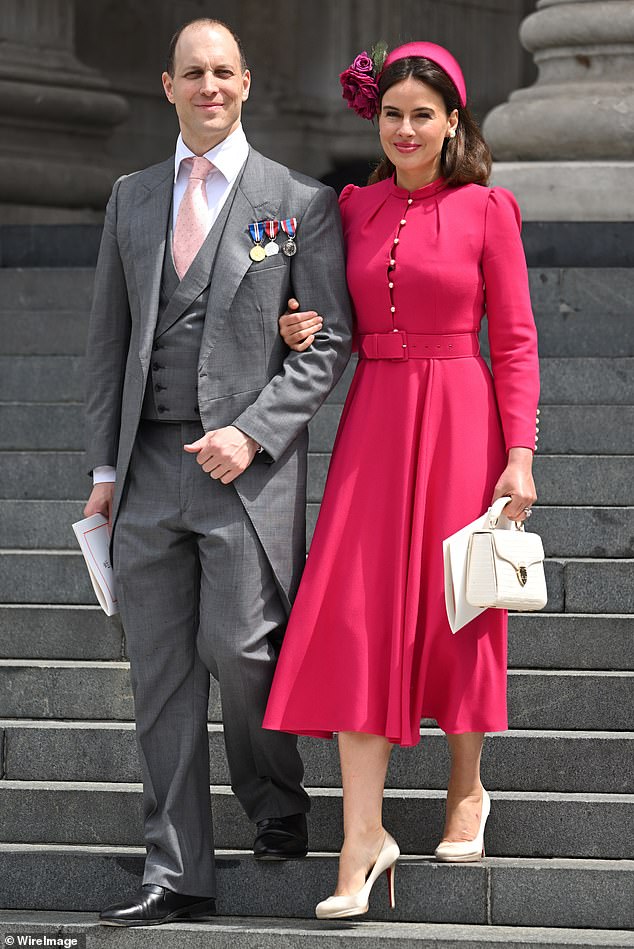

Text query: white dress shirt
(93, 125), (250, 485)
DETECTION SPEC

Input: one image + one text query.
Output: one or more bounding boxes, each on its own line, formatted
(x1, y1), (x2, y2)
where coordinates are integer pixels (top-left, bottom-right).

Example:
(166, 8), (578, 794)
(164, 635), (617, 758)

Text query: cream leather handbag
(465, 497), (547, 612)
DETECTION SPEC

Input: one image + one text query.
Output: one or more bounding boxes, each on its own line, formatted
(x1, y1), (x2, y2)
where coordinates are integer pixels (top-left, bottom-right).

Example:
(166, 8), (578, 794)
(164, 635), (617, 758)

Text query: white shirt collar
(174, 124), (249, 185)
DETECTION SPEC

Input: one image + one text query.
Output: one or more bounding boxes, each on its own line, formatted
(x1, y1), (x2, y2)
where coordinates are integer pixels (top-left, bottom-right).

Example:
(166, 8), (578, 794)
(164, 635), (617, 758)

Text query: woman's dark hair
(369, 57), (491, 187)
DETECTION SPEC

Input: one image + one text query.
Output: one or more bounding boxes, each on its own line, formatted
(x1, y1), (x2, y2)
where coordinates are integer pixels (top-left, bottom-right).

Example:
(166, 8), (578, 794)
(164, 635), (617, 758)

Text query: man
(83, 18), (351, 926)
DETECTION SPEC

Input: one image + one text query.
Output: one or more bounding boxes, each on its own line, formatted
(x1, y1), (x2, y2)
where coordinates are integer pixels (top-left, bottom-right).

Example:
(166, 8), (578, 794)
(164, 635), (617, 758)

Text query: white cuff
(93, 466), (116, 484)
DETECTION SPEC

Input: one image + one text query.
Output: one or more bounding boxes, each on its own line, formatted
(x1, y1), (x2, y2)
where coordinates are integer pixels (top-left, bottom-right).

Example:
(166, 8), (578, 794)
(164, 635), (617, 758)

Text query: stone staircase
(0, 265), (633, 947)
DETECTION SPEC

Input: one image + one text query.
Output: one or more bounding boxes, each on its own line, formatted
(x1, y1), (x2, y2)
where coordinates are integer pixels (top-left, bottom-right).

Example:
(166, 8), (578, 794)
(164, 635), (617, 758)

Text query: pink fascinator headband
(339, 41), (466, 121)
(381, 42), (466, 107)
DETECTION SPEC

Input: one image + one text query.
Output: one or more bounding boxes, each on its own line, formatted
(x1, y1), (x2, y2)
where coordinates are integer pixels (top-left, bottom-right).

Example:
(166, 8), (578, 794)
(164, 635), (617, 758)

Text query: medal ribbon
(248, 221), (264, 244)
(280, 217), (297, 238)
(264, 220), (280, 240)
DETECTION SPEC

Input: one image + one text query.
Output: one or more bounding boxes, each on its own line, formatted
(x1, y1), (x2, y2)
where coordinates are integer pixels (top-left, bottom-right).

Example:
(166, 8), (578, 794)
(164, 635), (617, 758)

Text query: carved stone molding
(0, 0), (128, 221)
(483, 0), (634, 160)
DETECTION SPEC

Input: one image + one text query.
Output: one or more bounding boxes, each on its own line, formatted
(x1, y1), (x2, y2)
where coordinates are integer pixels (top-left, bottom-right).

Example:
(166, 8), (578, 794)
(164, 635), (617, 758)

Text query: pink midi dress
(264, 176), (540, 745)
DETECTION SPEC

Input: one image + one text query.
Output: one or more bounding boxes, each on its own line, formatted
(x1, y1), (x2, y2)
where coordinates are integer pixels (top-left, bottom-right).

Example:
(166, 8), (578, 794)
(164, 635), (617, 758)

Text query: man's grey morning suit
(84, 145), (352, 897)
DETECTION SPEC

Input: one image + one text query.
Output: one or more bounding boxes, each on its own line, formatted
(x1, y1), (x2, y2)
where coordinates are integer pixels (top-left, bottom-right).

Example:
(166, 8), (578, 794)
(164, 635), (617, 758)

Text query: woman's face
(378, 76), (458, 187)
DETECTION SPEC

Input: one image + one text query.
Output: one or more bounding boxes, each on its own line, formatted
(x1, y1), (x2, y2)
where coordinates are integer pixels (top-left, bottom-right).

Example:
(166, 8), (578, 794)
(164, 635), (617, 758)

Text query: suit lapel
(200, 150), (283, 359)
(130, 159), (173, 362)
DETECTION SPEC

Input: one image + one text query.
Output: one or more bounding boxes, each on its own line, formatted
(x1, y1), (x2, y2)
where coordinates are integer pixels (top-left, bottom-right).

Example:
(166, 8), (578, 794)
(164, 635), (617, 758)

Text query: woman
(264, 42), (539, 919)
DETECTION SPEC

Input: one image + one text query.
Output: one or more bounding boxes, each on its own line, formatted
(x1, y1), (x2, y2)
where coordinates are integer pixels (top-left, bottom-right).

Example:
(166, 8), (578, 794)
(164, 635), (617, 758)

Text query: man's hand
(184, 425), (259, 484)
(84, 482), (115, 533)
(279, 297), (323, 352)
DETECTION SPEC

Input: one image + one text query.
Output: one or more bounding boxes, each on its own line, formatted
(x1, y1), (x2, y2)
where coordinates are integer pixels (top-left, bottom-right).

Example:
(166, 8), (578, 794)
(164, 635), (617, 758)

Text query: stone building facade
(0, 0), (536, 222)
(1, 0), (632, 223)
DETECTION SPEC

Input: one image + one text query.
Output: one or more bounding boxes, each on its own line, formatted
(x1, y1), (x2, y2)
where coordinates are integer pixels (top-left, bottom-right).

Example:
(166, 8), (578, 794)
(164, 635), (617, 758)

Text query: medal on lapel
(280, 218), (298, 256)
(248, 221), (266, 261)
(264, 219), (280, 256)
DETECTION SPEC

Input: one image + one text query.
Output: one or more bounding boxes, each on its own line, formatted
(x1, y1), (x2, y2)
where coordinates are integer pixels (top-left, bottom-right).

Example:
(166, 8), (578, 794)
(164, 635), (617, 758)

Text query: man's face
(162, 24), (251, 154)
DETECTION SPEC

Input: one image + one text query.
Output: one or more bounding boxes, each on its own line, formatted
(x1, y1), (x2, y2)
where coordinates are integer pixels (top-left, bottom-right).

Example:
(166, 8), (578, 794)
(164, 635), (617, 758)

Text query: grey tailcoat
(84, 147), (353, 610)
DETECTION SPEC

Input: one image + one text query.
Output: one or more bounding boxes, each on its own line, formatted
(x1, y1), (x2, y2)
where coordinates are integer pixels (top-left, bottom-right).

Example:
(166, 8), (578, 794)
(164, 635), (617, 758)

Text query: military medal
(280, 217), (298, 256)
(264, 219), (280, 256)
(248, 221), (266, 261)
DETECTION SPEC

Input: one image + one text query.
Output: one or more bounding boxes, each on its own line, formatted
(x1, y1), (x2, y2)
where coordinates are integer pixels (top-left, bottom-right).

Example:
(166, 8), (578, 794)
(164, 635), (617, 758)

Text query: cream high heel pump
(315, 832), (400, 919)
(434, 788), (491, 863)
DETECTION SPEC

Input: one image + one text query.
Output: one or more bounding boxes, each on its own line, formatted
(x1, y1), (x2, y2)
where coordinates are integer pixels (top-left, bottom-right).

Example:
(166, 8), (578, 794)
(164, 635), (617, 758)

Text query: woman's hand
(492, 447), (537, 522)
(279, 298), (323, 351)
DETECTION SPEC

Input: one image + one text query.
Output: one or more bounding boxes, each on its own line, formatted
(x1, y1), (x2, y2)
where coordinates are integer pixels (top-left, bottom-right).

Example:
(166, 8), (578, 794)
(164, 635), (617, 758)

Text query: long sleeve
(232, 185), (353, 460)
(83, 177), (132, 475)
(482, 187), (540, 452)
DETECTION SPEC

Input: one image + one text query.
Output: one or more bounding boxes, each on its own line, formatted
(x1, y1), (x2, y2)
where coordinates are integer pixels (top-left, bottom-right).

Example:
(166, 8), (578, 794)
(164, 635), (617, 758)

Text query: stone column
(483, 0), (634, 220)
(0, 0), (129, 222)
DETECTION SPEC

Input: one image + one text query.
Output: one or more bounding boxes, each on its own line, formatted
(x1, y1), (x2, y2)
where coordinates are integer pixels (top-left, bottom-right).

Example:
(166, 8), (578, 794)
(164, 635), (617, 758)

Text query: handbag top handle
(487, 496), (524, 531)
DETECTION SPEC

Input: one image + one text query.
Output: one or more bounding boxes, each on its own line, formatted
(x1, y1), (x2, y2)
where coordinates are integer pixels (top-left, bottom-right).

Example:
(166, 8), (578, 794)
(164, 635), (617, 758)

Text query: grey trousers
(113, 419), (309, 897)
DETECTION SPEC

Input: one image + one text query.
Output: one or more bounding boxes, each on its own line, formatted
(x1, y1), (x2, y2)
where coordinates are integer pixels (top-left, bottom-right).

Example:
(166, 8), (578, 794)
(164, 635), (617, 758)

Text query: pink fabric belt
(358, 331), (480, 361)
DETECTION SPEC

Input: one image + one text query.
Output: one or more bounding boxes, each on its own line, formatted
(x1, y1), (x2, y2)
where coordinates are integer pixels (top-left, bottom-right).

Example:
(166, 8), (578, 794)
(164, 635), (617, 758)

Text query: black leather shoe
(253, 812), (308, 860)
(99, 884), (216, 927)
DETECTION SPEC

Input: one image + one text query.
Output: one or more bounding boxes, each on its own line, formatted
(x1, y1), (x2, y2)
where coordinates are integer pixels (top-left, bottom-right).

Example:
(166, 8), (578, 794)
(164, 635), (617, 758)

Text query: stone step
(0, 662), (631, 730)
(0, 452), (89, 500)
(4, 501), (631, 560)
(2, 720), (631, 794)
(1, 267), (632, 357)
(304, 504), (632, 557)
(0, 309), (89, 357)
(2, 452), (631, 507)
(0, 269), (93, 356)
(3, 355), (632, 406)
(0, 403), (84, 450)
(1, 912), (633, 949)
(0, 356), (84, 403)
(0, 551), (94, 604)
(309, 453), (634, 507)
(1, 550), (633, 612)
(2, 551), (634, 613)
(0, 500), (84, 549)
(308, 405), (634, 454)
(327, 356), (634, 406)
(528, 456), (634, 507)
(1, 605), (629, 670)
(0, 782), (632, 858)
(537, 357), (634, 404)
(0, 854), (632, 933)
(526, 268), (634, 358)
(1, 402), (632, 456)
(0, 605), (123, 660)
(508, 614), (634, 671)
(529, 507), (634, 557)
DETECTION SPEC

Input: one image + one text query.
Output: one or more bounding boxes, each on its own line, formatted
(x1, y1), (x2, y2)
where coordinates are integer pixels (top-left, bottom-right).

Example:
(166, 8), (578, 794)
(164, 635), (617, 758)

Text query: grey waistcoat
(141, 174), (243, 422)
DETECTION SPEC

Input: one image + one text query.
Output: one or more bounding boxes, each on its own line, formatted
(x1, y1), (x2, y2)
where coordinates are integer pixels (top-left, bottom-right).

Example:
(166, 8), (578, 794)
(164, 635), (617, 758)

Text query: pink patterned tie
(173, 156), (214, 279)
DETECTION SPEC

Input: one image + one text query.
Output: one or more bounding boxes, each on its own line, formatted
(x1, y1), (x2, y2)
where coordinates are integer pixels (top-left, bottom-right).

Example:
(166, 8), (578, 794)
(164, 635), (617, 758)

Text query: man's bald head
(167, 18), (248, 77)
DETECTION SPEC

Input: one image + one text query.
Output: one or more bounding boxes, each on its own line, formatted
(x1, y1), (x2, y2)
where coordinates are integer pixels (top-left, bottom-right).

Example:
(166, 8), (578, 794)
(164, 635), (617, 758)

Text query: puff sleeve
(482, 188), (540, 452)
(338, 183), (358, 223)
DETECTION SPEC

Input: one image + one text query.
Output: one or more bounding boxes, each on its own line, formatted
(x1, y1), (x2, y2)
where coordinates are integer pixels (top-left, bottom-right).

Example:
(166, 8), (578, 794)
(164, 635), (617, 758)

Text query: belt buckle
(387, 330), (408, 360)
